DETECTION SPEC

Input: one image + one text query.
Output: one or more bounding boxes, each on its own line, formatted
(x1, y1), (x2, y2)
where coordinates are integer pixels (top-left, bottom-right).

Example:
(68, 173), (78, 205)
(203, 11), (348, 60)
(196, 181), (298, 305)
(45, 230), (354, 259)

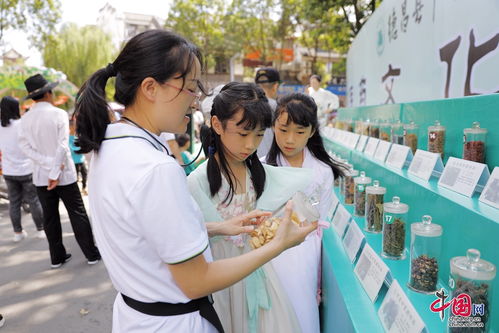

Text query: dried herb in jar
(370, 127), (380, 138)
(354, 186), (366, 216)
(463, 141), (485, 163)
(449, 279), (490, 333)
(366, 194), (383, 232)
(405, 133), (418, 154)
(410, 255), (438, 292)
(428, 130), (445, 158)
(383, 218), (405, 257)
(380, 131), (390, 141)
(344, 176), (355, 204)
(392, 134), (404, 145)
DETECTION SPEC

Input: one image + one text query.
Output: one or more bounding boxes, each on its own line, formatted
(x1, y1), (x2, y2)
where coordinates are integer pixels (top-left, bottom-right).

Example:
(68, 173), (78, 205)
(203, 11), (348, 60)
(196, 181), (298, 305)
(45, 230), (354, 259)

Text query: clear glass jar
(380, 121), (391, 142)
(362, 119), (371, 136)
(463, 121), (487, 164)
(403, 121), (419, 154)
(345, 119), (354, 132)
(408, 215), (442, 293)
(382, 196), (409, 260)
(369, 120), (380, 138)
(428, 120), (446, 159)
(354, 171), (371, 216)
(342, 168), (358, 205)
(448, 249), (496, 332)
(355, 119), (364, 135)
(365, 180), (386, 233)
(391, 120), (404, 145)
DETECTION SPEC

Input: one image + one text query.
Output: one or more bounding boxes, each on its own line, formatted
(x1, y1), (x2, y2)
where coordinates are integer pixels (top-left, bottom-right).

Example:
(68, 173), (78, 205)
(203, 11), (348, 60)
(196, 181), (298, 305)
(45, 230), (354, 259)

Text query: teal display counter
(320, 95), (499, 332)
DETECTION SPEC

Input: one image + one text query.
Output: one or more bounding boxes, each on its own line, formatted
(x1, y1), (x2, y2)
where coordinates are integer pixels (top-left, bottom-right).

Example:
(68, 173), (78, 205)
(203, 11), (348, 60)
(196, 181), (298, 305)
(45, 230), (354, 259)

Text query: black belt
(121, 294), (224, 332)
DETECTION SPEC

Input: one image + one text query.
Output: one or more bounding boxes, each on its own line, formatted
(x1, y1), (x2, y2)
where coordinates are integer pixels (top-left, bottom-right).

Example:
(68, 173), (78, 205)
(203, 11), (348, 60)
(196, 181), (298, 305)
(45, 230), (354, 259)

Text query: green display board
(321, 94), (499, 332)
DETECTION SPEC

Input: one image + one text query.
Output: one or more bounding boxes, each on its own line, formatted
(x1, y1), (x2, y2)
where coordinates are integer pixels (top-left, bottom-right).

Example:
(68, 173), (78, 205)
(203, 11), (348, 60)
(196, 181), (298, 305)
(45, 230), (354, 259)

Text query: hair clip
(208, 145), (216, 156)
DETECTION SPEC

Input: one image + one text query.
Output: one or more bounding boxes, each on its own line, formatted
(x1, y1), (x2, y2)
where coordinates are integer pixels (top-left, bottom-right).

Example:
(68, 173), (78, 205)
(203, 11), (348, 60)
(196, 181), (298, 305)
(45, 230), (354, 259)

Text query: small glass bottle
(463, 121), (487, 164)
(428, 120), (446, 159)
(342, 168), (358, 205)
(382, 196), (409, 260)
(448, 249), (496, 332)
(403, 121), (418, 154)
(379, 121), (391, 142)
(391, 120), (404, 145)
(365, 180), (386, 233)
(353, 171), (371, 216)
(369, 120), (380, 138)
(408, 215), (442, 293)
(362, 119), (371, 136)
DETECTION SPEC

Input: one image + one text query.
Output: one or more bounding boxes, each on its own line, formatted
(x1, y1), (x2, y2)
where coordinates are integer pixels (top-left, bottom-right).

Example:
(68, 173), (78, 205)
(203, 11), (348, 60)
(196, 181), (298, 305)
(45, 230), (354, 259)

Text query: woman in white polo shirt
(74, 30), (316, 333)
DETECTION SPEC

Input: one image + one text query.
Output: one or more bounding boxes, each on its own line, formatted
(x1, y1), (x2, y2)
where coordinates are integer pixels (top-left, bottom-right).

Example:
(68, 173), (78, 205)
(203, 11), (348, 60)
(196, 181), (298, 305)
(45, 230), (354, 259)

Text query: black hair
(310, 74), (321, 83)
(175, 133), (190, 148)
(0, 96), (20, 127)
(266, 93), (345, 179)
(32, 90), (52, 101)
(207, 82), (272, 204)
(200, 123), (211, 157)
(74, 29), (207, 153)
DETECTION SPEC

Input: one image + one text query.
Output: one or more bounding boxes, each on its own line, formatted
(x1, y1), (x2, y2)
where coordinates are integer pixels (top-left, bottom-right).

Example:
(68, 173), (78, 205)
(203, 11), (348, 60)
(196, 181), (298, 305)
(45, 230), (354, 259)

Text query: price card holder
(438, 157), (490, 197)
(373, 140), (392, 162)
(347, 133), (360, 149)
(364, 138), (380, 157)
(378, 280), (425, 333)
(326, 193), (340, 222)
(408, 149), (444, 181)
(342, 221), (365, 263)
(479, 167), (499, 209)
(331, 204), (351, 238)
(386, 144), (413, 169)
(356, 135), (368, 152)
(354, 244), (389, 302)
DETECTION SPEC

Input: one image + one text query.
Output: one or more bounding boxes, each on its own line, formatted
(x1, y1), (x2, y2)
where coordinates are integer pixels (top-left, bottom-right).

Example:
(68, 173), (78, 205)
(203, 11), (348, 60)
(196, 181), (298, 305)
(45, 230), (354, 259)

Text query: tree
(42, 23), (116, 87)
(323, 0), (382, 37)
(0, 0), (61, 49)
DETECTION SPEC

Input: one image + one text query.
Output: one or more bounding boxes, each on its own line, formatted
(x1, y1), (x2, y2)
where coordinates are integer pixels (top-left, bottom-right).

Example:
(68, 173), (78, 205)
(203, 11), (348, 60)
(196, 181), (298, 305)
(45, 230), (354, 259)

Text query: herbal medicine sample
(353, 171), (371, 216)
(463, 121), (487, 164)
(391, 120), (404, 145)
(448, 249), (496, 333)
(403, 121), (419, 154)
(342, 168), (358, 205)
(408, 215), (442, 293)
(428, 120), (446, 159)
(380, 121), (391, 142)
(365, 180), (386, 233)
(369, 120), (380, 138)
(382, 196), (409, 260)
(362, 119), (371, 136)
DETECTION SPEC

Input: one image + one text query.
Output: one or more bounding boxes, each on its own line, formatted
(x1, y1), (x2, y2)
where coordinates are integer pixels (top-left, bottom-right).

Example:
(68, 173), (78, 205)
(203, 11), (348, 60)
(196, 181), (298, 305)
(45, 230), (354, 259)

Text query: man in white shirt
(18, 74), (100, 268)
(255, 67), (280, 158)
(307, 74), (339, 126)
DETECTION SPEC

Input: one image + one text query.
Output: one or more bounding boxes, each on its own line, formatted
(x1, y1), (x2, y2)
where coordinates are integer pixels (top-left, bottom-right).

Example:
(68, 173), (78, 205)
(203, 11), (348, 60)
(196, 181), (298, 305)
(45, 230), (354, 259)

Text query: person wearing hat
(255, 67), (281, 158)
(17, 74), (101, 269)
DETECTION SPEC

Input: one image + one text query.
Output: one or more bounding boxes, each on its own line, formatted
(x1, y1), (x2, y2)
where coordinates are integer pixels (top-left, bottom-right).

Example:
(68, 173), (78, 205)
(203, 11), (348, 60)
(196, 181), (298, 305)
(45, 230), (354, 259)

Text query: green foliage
(42, 23), (116, 88)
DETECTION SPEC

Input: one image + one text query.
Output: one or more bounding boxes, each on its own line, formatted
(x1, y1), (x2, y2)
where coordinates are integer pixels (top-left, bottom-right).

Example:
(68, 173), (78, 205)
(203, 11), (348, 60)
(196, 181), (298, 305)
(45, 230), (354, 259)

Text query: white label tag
(342, 221), (365, 262)
(378, 280), (425, 333)
(374, 140), (392, 162)
(356, 135), (368, 152)
(438, 157), (490, 197)
(354, 244), (389, 302)
(331, 204), (351, 237)
(347, 133), (361, 149)
(408, 149), (444, 181)
(364, 138), (380, 157)
(479, 167), (499, 209)
(386, 144), (413, 169)
(327, 193), (340, 221)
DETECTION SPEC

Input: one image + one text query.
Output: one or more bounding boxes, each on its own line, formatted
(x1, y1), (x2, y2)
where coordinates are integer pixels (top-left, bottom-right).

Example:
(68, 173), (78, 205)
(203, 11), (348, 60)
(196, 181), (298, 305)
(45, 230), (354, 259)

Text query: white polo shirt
(88, 123), (214, 332)
(0, 119), (32, 176)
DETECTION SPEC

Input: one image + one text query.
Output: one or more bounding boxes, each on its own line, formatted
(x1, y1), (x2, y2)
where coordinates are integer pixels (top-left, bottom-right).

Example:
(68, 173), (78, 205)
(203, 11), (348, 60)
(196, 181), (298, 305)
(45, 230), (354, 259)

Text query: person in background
(307, 74), (339, 126)
(0, 96), (45, 242)
(175, 133), (199, 175)
(254, 67), (281, 158)
(69, 118), (88, 195)
(160, 132), (183, 164)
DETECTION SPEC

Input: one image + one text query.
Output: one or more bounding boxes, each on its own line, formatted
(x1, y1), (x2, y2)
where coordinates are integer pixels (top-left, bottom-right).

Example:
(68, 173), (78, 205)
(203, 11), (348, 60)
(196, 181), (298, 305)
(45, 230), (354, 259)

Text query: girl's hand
(272, 201), (318, 251)
(220, 210), (272, 236)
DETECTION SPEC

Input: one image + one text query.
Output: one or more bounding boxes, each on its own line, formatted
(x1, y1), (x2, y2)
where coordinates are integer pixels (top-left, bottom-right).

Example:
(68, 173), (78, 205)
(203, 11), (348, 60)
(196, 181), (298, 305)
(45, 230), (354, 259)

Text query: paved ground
(0, 195), (115, 333)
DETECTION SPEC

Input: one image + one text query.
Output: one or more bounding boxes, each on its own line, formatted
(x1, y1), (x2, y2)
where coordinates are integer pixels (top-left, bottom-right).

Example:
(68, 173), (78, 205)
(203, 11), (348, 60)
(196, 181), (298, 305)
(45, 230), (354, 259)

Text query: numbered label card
(374, 140), (392, 162)
(378, 280), (425, 333)
(364, 138), (380, 157)
(326, 194), (340, 221)
(480, 167), (499, 209)
(342, 221), (365, 262)
(438, 157), (490, 197)
(347, 133), (360, 149)
(408, 149), (444, 181)
(356, 135), (368, 152)
(354, 244), (389, 302)
(331, 204), (351, 237)
(386, 144), (413, 169)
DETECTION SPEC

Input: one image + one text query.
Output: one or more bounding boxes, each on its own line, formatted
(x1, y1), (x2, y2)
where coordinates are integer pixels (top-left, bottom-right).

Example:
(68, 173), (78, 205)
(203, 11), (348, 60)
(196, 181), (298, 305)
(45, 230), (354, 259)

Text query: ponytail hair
(74, 29), (206, 153)
(207, 82), (272, 204)
(0, 96), (20, 127)
(266, 93), (345, 179)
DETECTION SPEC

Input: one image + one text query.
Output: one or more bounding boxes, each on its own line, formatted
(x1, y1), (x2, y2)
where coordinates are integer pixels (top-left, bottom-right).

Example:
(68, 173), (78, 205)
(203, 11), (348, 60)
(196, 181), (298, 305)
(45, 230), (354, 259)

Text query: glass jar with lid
(380, 121), (391, 142)
(391, 120), (404, 145)
(345, 119), (354, 132)
(342, 168), (358, 205)
(354, 171), (372, 216)
(463, 121), (487, 164)
(448, 249), (496, 332)
(408, 215), (442, 293)
(365, 180), (386, 233)
(362, 119), (371, 136)
(428, 120), (446, 159)
(355, 119), (364, 135)
(403, 121), (419, 154)
(369, 120), (380, 138)
(382, 196), (409, 260)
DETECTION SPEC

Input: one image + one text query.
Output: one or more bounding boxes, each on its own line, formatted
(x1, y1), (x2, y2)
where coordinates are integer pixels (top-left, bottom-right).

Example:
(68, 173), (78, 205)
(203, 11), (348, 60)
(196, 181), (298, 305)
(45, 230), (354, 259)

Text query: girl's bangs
(236, 100), (272, 130)
(281, 101), (315, 128)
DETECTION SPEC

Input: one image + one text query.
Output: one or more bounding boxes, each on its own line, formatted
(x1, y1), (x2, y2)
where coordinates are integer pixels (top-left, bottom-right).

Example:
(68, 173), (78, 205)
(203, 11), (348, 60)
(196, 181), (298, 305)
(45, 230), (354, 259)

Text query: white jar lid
(451, 249), (496, 281)
(464, 121), (487, 135)
(366, 180), (386, 194)
(428, 120), (445, 131)
(383, 196), (409, 214)
(411, 215), (442, 237)
(354, 171), (372, 185)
